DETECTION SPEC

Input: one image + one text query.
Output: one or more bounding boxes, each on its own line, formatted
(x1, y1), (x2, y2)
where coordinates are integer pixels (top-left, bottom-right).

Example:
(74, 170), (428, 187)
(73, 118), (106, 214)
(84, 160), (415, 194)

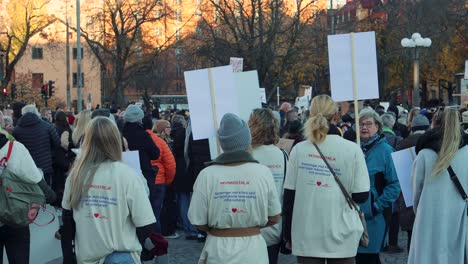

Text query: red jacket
(147, 130), (176, 185)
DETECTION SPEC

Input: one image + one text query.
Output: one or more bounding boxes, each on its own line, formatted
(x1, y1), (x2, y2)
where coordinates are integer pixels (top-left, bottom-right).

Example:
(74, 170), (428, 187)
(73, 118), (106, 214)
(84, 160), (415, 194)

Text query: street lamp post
(401, 33), (431, 107)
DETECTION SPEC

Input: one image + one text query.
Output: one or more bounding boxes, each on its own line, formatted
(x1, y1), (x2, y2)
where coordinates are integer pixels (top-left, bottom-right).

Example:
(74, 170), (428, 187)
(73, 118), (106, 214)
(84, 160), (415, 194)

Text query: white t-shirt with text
(62, 161), (156, 264)
(284, 136), (370, 258)
(252, 145), (286, 246)
(188, 162), (282, 264)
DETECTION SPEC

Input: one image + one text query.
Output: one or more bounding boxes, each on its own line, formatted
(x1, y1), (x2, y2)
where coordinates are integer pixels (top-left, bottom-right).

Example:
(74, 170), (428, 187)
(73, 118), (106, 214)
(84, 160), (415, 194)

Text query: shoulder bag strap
(313, 143), (358, 211)
(447, 165), (468, 201)
(1, 141), (14, 168)
(281, 149), (288, 182)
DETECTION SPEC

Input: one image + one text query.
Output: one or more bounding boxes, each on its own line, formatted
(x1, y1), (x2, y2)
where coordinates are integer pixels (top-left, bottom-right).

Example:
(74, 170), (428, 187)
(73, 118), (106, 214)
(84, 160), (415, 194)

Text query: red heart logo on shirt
(94, 213), (99, 218)
(317, 181), (322, 186)
(231, 208), (237, 213)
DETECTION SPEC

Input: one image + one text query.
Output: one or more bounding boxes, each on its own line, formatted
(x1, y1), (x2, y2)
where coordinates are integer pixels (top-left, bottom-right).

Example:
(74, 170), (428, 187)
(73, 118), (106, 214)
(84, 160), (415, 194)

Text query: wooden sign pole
(350, 32), (361, 146)
(208, 68), (222, 155)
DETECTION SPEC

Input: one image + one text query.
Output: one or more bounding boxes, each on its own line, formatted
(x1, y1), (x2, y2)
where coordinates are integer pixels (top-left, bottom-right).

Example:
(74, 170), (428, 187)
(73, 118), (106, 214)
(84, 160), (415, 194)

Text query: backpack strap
(1, 141), (13, 168)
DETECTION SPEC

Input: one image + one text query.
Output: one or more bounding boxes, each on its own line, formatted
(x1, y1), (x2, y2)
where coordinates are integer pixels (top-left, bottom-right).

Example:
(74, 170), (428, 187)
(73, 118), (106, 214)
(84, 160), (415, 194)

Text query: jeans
(0, 225), (30, 264)
(104, 252), (135, 264)
(149, 184), (166, 234)
(177, 192), (198, 236)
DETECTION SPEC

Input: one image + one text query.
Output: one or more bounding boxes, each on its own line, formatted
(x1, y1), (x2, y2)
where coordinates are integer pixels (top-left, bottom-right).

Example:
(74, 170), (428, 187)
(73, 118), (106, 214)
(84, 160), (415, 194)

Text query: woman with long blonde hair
(61, 117), (155, 264)
(72, 110), (91, 146)
(408, 109), (468, 264)
(283, 95), (370, 264)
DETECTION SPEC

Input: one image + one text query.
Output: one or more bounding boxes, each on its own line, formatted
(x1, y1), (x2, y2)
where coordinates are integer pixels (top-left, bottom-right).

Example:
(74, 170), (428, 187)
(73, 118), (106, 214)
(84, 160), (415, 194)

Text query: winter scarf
(361, 133), (384, 158)
(205, 150), (258, 166)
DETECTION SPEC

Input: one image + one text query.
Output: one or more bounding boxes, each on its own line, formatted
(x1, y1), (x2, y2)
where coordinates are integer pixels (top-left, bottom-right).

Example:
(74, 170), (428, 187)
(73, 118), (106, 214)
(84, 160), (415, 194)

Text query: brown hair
(248, 108), (280, 147)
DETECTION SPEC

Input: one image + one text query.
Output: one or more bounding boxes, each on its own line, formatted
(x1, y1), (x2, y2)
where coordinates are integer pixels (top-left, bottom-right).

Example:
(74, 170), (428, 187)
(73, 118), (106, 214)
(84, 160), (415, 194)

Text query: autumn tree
(188, 0), (322, 102)
(0, 0), (54, 91)
(76, 0), (172, 106)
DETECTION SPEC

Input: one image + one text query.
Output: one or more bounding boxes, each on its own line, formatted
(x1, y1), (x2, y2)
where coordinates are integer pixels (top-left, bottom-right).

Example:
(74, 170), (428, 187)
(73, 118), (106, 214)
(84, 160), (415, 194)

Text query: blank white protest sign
(185, 65), (239, 140)
(235, 70), (262, 121)
(391, 147), (416, 207)
(328, 31), (379, 102)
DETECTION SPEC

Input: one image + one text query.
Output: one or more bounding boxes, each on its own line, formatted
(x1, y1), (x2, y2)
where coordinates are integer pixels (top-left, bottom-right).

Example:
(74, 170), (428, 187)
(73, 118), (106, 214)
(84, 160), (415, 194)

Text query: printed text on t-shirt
(82, 195), (118, 207)
(299, 162), (342, 177)
(213, 191), (257, 202)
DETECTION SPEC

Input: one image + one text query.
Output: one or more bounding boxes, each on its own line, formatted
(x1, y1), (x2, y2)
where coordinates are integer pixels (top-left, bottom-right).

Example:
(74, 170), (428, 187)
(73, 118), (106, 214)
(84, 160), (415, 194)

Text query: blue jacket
(358, 137), (400, 253)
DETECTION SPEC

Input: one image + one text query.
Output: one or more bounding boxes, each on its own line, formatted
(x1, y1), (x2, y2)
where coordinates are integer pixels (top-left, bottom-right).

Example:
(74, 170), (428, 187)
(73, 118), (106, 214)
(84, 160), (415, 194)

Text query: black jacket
(123, 122), (160, 180)
(171, 124), (190, 192)
(12, 113), (60, 175)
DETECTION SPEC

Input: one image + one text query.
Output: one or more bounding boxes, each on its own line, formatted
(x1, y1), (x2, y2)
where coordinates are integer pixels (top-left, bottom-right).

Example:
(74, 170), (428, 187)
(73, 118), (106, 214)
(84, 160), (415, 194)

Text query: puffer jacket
(12, 112), (60, 175)
(147, 130), (176, 185)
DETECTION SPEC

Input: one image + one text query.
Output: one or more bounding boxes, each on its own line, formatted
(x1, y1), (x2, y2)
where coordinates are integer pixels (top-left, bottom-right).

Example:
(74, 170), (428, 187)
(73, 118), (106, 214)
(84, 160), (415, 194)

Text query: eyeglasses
(359, 121), (375, 128)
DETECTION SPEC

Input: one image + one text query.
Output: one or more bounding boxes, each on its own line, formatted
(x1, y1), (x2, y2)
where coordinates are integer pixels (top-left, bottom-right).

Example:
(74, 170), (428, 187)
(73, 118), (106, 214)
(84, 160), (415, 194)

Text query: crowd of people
(0, 96), (466, 264)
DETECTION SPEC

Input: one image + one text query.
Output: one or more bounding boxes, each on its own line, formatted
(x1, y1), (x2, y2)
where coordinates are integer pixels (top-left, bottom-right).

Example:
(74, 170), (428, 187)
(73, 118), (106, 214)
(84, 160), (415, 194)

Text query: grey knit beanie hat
(411, 114), (430, 131)
(217, 113), (251, 153)
(124, 105), (144, 123)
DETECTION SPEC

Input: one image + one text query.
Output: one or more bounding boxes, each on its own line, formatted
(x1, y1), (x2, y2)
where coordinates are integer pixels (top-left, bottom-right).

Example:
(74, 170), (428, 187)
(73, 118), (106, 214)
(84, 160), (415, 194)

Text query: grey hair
(21, 104), (40, 116)
(172, 114), (186, 127)
(359, 109), (383, 132)
(381, 113), (395, 128)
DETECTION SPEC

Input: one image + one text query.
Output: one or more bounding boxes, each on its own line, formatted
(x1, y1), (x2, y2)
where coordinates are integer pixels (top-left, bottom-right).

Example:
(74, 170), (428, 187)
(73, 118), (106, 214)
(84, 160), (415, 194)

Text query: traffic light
(2, 87), (6, 96)
(41, 84), (48, 98)
(48, 80), (55, 97)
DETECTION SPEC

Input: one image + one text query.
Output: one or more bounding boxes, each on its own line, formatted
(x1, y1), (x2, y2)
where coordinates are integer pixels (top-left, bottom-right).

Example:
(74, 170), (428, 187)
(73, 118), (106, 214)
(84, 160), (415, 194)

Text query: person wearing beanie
(122, 105), (160, 182)
(188, 113), (281, 264)
(153, 120), (172, 146)
(124, 104), (145, 123)
(394, 114), (430, 252)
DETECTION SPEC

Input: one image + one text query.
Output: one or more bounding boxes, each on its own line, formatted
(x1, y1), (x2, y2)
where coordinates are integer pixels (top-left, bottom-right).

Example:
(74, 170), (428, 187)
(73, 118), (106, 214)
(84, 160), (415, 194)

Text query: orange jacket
(147, 130), (176, 185)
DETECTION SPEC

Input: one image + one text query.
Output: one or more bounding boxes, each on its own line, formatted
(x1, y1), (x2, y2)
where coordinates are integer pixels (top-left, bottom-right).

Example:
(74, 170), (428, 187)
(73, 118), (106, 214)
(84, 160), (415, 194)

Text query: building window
(195, 0), (202, 5)
(73, 48), (84, 60)
(174, 0), (181, 4)
(176, 65), (182, 78)
(175, 10), (182, 22)
(32, 48), (43, 59)
(73, 72), (85, 87)
(155, 27), (162, 37)
(154, 9), (162, 18)
(175, 48), (182, 60)
(176, 82), (183, 91)
(32, 73), (44, 88)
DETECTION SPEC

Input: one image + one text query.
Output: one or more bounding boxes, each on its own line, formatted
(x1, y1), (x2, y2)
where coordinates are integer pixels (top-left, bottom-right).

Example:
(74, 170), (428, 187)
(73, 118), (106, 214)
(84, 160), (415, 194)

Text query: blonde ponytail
(432, 109), (462, 177)
(304, 95), (337, 143)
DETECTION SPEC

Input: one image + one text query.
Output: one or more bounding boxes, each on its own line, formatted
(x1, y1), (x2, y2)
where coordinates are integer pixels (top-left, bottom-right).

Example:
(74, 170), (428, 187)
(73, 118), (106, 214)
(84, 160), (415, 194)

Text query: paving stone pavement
(152, 230), (409, 264)
(47, 231), (409, 264)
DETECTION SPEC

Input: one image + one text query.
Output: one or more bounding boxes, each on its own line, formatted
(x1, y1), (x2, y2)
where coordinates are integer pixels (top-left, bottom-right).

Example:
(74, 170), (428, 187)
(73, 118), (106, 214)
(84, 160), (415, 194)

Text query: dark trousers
(298, 256), (355, 264)
(0, 225), (30, 264)
(161, 184), (178, 236)
(267, 244), (280, 264)
(407, 231), (412, 252)
(388, 212), (400, 246)
(355, 253), (381, 264)
(149, 183), (166, 234)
